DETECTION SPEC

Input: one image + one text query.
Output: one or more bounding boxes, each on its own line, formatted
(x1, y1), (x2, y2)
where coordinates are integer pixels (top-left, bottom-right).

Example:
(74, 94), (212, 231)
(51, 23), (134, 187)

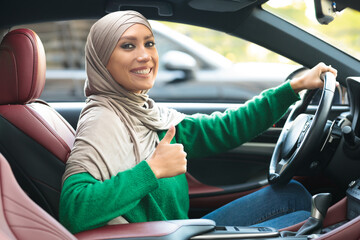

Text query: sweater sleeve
(174, 81), (300, 159)
(59, 160), (159, 234)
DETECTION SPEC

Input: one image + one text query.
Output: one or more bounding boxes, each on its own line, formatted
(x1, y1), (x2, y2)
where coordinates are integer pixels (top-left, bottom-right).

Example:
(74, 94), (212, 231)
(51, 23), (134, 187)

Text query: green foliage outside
(161, 21), (288, 64)
(263, 0), (360, 61)
(162, 1), (360, 64)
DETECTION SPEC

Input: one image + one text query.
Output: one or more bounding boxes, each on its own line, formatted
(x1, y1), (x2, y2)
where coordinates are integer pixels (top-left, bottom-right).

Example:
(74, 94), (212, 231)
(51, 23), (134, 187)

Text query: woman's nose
(137, 49), (151, 62)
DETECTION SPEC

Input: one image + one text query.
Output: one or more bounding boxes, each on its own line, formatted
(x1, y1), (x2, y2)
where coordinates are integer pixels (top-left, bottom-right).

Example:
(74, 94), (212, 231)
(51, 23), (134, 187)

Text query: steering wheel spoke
(277, 159), (289, 173)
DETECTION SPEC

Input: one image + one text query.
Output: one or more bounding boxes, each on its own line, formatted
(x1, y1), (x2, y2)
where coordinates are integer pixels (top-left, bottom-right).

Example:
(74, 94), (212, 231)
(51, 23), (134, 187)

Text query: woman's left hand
(290, 62), (338, 94)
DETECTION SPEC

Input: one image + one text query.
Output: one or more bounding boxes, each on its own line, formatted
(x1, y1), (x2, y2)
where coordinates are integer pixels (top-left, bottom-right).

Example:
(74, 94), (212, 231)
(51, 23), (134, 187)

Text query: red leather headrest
(0, 29), (46, 104)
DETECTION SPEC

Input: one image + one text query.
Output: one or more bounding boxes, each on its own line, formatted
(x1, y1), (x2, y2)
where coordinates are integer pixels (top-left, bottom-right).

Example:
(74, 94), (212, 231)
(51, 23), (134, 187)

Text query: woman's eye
(145, 41), (155, 48)
(121, 43), (135, 49)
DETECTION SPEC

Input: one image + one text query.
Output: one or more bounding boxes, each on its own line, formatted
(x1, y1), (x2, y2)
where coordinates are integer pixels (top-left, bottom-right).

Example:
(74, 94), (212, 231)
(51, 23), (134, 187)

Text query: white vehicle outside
(42, 20), (301, 102)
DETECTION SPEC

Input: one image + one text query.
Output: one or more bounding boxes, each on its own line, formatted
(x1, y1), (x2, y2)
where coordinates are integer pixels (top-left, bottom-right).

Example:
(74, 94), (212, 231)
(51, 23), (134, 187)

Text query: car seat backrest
(0, 28), (76, 219)
(0, 153), (76, 239)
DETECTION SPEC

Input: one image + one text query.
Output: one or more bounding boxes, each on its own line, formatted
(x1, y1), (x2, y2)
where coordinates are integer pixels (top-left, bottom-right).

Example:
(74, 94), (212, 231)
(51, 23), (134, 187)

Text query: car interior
(1, 0), (360, 239)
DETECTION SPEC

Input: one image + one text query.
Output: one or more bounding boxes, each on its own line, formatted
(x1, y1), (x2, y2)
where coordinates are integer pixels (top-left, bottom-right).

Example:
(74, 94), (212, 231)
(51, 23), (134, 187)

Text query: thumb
(160, 125), (176, 144)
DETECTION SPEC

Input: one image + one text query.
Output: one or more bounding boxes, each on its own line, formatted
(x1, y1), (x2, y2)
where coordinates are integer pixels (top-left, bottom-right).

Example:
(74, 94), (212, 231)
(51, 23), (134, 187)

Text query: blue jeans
(202, 180), (312, 229)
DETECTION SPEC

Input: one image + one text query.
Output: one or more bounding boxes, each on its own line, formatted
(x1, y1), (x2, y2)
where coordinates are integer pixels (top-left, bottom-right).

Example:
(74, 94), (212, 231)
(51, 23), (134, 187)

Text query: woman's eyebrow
(120, 34), (154, 41)
(144, 34), (154, 40)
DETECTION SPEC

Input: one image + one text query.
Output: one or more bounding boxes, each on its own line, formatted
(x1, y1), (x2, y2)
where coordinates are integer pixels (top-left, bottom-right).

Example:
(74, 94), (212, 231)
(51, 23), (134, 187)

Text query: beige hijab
(62, 11), (185, 224)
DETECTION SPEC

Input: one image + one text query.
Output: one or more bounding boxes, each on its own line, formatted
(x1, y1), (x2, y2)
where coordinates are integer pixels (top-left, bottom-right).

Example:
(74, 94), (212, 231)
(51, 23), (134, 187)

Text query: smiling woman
(2, 0), (360, 239)
(106, 24), (159, 93)
(58, 9), (337, 234)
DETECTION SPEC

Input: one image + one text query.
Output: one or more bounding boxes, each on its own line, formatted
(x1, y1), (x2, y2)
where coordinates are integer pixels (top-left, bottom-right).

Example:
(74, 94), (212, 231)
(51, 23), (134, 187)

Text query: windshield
(263, 0), (360, 61)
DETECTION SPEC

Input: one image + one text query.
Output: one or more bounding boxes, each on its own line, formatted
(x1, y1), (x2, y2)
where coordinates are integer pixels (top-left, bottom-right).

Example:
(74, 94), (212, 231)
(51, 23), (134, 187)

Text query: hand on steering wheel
(268, 71), (337, 185)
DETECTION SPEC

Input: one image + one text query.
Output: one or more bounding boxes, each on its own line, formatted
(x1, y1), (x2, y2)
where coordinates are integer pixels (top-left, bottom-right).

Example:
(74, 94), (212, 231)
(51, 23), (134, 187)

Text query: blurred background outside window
(15, 1), (359, 104)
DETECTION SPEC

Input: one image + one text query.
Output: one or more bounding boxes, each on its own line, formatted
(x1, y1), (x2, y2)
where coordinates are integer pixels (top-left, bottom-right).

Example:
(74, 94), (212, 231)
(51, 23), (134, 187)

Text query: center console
(75, 185), (360, 240)
(75, 218), (309, 240)
(191, 226), (280, 239)
(346, 178), (360, 220)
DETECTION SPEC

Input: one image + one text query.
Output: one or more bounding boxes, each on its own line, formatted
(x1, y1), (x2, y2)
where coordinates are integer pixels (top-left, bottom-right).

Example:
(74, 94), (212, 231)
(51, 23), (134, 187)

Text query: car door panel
(188, 144), (271, 187)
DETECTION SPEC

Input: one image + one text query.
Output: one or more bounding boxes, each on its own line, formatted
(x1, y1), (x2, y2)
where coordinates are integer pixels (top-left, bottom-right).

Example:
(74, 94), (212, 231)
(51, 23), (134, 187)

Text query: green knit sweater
(59, 81), (299, 234)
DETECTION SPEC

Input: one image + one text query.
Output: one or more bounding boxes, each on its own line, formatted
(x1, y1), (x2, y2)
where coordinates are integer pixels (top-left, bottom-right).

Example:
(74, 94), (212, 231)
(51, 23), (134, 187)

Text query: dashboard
(325, 77), (360, 187)
(347, 77), (360, 137)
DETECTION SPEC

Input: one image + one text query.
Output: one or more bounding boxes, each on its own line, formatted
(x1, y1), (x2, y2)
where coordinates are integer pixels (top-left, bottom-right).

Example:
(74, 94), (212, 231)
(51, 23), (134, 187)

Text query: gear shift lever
(295, 193), (332, 236)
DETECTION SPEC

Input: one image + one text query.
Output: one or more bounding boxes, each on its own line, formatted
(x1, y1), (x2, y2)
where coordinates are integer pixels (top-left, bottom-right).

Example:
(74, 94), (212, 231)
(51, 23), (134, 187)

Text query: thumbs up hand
(159, 124), (177, 145)
(147, 126), (187, 179)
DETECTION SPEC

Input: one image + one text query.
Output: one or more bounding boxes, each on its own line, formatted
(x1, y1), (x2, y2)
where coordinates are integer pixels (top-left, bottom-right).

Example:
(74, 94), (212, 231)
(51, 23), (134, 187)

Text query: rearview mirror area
(314, 0), (342, 24)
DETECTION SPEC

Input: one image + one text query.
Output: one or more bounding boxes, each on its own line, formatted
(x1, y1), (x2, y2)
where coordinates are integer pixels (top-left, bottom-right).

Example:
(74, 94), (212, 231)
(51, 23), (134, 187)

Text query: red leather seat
(0, 153), (76, 240)
(0, 28), (75, 219)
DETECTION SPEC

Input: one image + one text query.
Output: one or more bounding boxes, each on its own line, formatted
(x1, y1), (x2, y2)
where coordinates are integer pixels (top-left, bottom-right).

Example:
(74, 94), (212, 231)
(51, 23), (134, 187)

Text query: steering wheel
(268, 72), (336, 185)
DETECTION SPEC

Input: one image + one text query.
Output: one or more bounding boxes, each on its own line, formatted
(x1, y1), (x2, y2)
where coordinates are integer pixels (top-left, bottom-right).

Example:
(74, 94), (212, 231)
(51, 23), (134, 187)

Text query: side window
(18, 20), (345, 104)
(154, 33), (186, 71)
(15, 21), (94, 102)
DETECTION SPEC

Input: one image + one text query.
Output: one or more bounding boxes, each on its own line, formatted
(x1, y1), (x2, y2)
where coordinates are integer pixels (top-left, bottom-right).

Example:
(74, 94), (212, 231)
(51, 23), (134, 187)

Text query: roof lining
(106, 0), (173, 16)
